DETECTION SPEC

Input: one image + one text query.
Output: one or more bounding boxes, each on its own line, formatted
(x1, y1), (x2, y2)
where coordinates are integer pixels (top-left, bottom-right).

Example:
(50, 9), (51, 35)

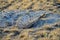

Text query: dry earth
(0, 0), (60, 13)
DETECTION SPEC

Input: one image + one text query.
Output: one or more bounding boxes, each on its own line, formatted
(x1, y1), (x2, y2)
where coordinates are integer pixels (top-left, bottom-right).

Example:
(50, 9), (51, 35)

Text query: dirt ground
(0, 0), (60, 13)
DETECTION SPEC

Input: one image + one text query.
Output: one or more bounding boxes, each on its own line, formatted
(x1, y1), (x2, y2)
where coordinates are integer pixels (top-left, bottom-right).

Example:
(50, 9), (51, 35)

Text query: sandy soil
(0, 0), (60, 13)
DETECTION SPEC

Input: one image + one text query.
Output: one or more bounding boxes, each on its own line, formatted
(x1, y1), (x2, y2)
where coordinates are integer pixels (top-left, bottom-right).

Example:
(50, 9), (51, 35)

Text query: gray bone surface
(0, 10), (60, 28)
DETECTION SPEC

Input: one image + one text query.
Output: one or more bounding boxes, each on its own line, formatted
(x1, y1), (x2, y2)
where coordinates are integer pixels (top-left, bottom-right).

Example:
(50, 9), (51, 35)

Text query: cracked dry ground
(0, 0), (60, 40)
